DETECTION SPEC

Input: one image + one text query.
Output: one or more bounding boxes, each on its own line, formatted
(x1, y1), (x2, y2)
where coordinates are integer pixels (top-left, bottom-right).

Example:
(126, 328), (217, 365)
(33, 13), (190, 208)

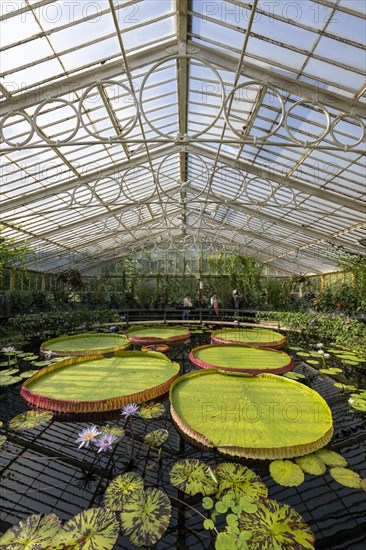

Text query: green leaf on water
(269, 460), (305, 487)
(329, 467), (361, 489)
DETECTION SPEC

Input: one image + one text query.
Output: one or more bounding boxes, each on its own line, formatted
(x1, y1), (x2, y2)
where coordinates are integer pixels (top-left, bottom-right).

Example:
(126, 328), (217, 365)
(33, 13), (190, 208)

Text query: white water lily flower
(315, 343), (324, 349)
(317, 350), (325, 355)
(76, 425), (101, 449)
(1, 346), (16, 354)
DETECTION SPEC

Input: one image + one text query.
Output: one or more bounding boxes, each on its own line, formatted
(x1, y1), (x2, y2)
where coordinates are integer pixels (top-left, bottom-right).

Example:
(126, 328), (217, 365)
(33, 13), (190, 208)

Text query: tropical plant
(0, 228), (28, 281)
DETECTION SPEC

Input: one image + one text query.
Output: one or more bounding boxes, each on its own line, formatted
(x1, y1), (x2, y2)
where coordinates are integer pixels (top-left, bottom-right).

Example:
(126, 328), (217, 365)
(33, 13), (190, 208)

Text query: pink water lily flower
(95, 433), (118, 453)
(76, 425), (101, 449)
(121, 403), (140, 418)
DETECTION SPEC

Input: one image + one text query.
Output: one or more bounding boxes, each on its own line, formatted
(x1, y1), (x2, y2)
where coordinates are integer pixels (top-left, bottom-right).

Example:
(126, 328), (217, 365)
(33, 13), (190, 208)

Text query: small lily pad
(169, 459), (217, 496)
(319, 368), (342, 375)
(0, 359), (17, 366)
(215, 462), (268, 502)
(295, 455), (326, 475)
(348, 398), (366, 411)
(120, 488), (171, 547)
(144, 429), (169, 448)
(238, 498), (314, 549)
(0, 435), (6, 447)
(307, 360), (320, 365)
(9, 410), (53, 431)
(288, 347), (304, 351)
(1, 368), (19, 376)
(19, 370), (40, 379)
(269, 459), (304, 487)
(31, 361), (51, 367)
(23, 355), (39, 361)
(99, 424), (125, 443)
(53, 507), (119, 549)
(333, 383), (357, 391)
(329, 467), (361, 489)
(104, 472), (144, 511)
(138, 401), (165, 419)
(0, 376), (23, 385)
(0, 513), (61, 549)
(314, 449), (347, 467)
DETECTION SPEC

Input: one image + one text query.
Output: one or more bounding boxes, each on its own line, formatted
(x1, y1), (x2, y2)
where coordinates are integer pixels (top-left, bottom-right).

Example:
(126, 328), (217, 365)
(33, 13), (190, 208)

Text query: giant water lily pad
(189, 344), (294, 374)
(211, 328), (286, 349)
(215, 462), (268, 501)
(8, 410), (53, 431)
(238, 498), (315, 549)
(53, 508), (119, 549)
(41, 332), (131, 356)
(170, 370), (333, 459)
(120, 488), (171, 547)
(169, 459), (218, 496)
(125, 325), (191, 344)
(21, 351), (180, 413)
(0, 513), (61, 549)
(104, 473), (144, 511)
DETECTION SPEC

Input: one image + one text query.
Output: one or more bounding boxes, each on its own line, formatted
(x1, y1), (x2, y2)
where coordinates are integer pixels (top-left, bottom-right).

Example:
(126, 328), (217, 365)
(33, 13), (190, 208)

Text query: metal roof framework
(0, 0), (365, 275)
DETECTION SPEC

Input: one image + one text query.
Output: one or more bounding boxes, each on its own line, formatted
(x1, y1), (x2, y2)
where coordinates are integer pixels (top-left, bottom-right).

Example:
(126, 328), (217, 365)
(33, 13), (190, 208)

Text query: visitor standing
(210, 293), (219, 317)
(233, 289), (240, 310)
(182, 294), (192, 320)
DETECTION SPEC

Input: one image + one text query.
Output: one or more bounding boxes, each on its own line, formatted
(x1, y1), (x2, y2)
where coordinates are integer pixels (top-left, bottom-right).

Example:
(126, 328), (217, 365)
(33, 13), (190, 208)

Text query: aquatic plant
(75, 425), (101, 449)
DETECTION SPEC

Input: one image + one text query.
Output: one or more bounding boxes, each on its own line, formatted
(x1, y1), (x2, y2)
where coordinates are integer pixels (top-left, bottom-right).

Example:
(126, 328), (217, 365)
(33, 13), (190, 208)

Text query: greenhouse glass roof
(0, 0), (365, 275)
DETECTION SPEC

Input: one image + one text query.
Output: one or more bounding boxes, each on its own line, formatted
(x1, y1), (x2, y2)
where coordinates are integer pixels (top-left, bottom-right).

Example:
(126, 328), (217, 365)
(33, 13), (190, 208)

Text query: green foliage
(215, 463), (268, 502)
(3, 308), (120, 340)
(120, 488), (172, 548)
(169, 459), (218, 496)
(269, 460), (305, 487)
(143, 429), (169, 448)
(104, 473), (144, 511)
(238, 498), (315, 549)
(329, 467), (361, 489)
(0, 513), (61, 550)
(256, 310), (366, 353)
(8, 410), (53, 431)
(138, 401), (165, 419)
(0, 229), (28, 280)
(56, 269), (83, 290)
(53, 508), (119, 549)
(208, 254), (263, 307)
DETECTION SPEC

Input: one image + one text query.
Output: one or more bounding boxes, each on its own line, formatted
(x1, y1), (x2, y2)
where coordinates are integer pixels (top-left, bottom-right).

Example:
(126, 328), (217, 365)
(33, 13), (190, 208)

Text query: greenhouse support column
(41, 273), (46, 291)
(320, 274), (325, 292)
(10, 269), (16, 290)
(97, 275), (102, 296)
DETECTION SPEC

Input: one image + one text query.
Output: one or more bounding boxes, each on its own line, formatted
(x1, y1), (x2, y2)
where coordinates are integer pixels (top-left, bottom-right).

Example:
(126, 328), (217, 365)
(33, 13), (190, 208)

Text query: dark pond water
(0, 328), (365, 549)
